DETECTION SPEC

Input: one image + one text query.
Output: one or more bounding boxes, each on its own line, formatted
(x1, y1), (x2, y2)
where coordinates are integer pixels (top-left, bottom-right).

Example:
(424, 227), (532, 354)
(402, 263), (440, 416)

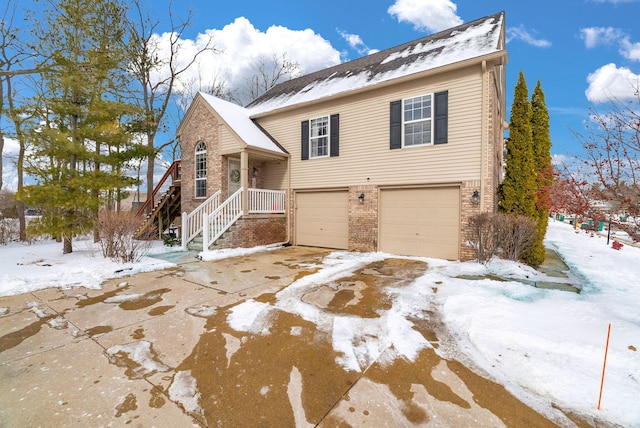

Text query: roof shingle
(247, 11), (504, 115)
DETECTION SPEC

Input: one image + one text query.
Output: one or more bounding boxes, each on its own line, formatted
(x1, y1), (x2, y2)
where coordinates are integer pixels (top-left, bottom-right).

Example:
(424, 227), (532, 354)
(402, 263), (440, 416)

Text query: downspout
(480, 60), (488, 211)
(241, 149), (249, 215)
(287, 155), (291, 245)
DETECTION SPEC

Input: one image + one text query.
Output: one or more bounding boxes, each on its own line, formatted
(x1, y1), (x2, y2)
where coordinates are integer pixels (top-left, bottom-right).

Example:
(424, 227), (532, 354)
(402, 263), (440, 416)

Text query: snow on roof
(247, 12), (504, 116)
(198, 93), (286, 154)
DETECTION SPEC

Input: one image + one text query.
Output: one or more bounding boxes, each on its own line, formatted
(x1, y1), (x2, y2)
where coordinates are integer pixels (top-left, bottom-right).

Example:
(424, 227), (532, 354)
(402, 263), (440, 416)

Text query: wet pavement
(1, 246), (576, 427)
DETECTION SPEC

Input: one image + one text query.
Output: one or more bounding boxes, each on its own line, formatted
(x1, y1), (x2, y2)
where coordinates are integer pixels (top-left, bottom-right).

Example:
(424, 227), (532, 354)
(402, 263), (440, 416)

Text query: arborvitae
(21, 0), (148, 254)
(525, 80), (554, 266)
(499, 71), (537, 218)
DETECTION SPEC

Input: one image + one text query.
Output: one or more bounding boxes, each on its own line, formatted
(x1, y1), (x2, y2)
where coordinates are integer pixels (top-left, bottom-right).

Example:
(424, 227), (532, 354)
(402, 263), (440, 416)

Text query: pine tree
(499, 71), (537, 218)
(526, 80), (554, 266)
(21, 0), (149, 254)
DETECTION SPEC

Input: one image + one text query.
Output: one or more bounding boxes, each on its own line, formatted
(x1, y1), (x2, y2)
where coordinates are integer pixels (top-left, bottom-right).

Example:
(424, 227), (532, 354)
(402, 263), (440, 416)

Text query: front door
(228, 158), (241, 196)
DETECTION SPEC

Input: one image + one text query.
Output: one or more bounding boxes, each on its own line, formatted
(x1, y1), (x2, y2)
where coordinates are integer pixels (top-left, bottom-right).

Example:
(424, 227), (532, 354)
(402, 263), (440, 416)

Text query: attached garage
(295, 190), (349, 249)
(379, 187), (460, 260)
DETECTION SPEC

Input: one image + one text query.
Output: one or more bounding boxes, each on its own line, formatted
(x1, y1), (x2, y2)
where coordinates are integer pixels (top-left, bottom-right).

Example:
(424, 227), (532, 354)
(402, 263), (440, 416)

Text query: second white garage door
(379, 187), (460, 260)
(295, 191), (349, 249)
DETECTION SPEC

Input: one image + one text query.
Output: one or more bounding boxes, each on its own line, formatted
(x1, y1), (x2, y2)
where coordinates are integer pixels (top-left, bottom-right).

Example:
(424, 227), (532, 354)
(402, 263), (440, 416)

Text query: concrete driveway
(1, 246), (564, 427)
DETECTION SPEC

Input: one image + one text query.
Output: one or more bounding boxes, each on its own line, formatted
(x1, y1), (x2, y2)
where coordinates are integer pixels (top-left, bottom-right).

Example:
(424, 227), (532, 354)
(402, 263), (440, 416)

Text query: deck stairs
(134, 160), (182, 240)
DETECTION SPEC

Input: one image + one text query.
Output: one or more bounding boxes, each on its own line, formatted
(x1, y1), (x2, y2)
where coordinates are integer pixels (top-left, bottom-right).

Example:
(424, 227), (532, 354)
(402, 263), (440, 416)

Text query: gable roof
(198, 93), (287, 155)
(247, 11), (505, 116)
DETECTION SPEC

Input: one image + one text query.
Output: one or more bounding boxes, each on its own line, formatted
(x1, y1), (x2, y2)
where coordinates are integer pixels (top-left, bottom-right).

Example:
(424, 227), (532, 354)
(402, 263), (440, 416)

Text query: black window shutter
(434, 91), (448, 145)
(301, 120), (309, 160)
(330, 114), (339, 157)
(390, 100), (402, 149)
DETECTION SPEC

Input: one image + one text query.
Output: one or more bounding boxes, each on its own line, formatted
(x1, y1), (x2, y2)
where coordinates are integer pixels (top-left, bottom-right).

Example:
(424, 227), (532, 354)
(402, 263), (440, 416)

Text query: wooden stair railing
(135, 160), (181, 217)
(134, 160), (182, 239)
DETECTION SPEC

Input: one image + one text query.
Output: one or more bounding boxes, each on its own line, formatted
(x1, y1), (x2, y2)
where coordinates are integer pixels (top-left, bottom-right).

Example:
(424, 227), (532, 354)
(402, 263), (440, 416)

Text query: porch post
(181, 212), (187, 251)
(241, 149), (249, 215)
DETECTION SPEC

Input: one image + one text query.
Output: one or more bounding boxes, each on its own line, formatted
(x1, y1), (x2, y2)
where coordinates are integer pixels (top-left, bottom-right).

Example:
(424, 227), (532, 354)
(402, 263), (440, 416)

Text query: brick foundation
(213, 215), (287, 249)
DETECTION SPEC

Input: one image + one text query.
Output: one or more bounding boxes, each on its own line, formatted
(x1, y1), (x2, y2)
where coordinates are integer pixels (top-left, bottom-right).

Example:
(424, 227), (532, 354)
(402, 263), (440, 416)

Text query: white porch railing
(202, 188), (243, 250)
(181, 190), (221, 250)
(248, 188), (286, 214)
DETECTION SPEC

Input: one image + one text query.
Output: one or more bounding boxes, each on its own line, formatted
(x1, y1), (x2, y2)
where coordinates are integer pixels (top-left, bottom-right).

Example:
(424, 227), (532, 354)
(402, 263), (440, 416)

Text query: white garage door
(295, 191), (349, 249)
(379, 187), (460, 260)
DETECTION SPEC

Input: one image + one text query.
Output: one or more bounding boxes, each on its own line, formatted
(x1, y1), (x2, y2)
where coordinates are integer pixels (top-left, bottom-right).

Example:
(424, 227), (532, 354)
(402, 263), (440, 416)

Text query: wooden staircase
(134, 160), (182, 240)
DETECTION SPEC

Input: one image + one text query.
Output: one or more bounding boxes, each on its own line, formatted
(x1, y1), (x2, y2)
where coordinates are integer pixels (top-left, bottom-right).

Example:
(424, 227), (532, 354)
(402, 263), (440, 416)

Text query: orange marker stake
(598, 323), (611, 410)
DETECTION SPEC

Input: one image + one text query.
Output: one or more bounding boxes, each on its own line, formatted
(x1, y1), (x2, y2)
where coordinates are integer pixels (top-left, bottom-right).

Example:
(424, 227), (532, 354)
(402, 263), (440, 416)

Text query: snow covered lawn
(434, 221), (640, 426)
(0, 221), (638, 426)
(0, 237), (176, 297)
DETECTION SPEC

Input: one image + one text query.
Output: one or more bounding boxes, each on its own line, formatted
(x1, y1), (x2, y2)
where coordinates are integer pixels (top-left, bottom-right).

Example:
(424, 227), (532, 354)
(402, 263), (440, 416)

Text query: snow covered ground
(0, 221), (638, 426)
(0, 237), (177, 297)
(435, 221), (640, 426)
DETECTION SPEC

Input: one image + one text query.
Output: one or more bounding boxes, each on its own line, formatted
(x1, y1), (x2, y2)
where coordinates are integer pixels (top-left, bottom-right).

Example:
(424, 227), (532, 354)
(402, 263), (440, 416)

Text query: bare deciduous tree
(1, 0), (41, 240)
(572, 91), (640, 240)
(550, 164), (592, 227)
(240, 53), (299, 105)
(126, 0), (214, 208)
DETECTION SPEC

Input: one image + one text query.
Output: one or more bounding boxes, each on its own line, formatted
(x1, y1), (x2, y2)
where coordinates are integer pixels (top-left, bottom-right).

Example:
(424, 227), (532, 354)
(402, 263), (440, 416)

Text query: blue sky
(161, 0), (640, 158)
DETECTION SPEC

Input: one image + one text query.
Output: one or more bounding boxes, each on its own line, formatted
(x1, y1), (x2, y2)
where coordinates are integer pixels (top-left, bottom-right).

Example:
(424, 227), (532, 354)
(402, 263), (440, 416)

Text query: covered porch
(181, 147), (289, 251)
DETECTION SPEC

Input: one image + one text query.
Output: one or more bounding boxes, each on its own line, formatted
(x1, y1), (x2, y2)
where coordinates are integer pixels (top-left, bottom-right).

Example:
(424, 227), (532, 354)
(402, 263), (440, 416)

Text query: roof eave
(221, 145), (290, 160)
(249, 50), (507, 119)
(185, 93), (288, 157)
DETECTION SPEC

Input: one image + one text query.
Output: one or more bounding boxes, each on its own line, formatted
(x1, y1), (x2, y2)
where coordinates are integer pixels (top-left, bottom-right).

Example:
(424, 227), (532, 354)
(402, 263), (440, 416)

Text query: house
(174, 11), (507, 261)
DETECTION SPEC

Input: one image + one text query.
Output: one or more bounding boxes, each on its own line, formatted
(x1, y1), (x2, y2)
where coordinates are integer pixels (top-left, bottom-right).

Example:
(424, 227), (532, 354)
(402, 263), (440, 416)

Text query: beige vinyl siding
(262, 159), (288, 190)
(220, 125), (240, 153)
(255, 66), (484, 189)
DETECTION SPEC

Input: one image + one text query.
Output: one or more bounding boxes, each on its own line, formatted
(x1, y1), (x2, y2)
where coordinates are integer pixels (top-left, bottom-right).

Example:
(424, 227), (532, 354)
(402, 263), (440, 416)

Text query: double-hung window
(310, 116), (329, 157)
(390, 91), (448, 149)
(194, 141), (206, 198)
(301, 114), (340, 160)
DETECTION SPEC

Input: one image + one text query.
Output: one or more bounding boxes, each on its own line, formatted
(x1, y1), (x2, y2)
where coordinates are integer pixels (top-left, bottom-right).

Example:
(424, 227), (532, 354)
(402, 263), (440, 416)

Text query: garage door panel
(296, 191), (348, 249)
(380, 187), (460, 260)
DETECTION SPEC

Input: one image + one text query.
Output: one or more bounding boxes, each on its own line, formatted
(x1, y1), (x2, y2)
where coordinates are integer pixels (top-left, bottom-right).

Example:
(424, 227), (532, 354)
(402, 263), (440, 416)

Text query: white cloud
(579, 27), (640, 61)
(339, 31), (364, 49)
(620, 36), (640, 61)
(551, 154), (574, 166)
(585, 63), (640, 102)
(388, 0), (463, 33)
(506, 25), (551, 48)
(1, 138), (20, 191)
(151, 17), (341, 104)
(579, 27), (624, 48)
(337, 30), (379, 56)
(1, 137), (19, 157)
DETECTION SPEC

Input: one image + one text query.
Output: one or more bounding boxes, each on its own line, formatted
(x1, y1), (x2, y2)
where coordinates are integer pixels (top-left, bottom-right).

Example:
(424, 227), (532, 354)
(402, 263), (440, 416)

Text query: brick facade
(179, 100), (270, 212)
(179, 101), (223, 215)
(348, 185), (378, 252)
(212, 215), (287, 250)
(459, 181), (483, 261)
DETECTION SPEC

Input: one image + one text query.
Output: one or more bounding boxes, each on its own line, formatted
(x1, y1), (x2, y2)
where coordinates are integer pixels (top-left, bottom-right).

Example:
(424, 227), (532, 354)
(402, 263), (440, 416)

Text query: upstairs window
(390, 91), (448, 149)
(301, 114), (340, 160)
(403, 95), (432, 146)
(194, 141), (206, 198)
(310, 116), (329, 157)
